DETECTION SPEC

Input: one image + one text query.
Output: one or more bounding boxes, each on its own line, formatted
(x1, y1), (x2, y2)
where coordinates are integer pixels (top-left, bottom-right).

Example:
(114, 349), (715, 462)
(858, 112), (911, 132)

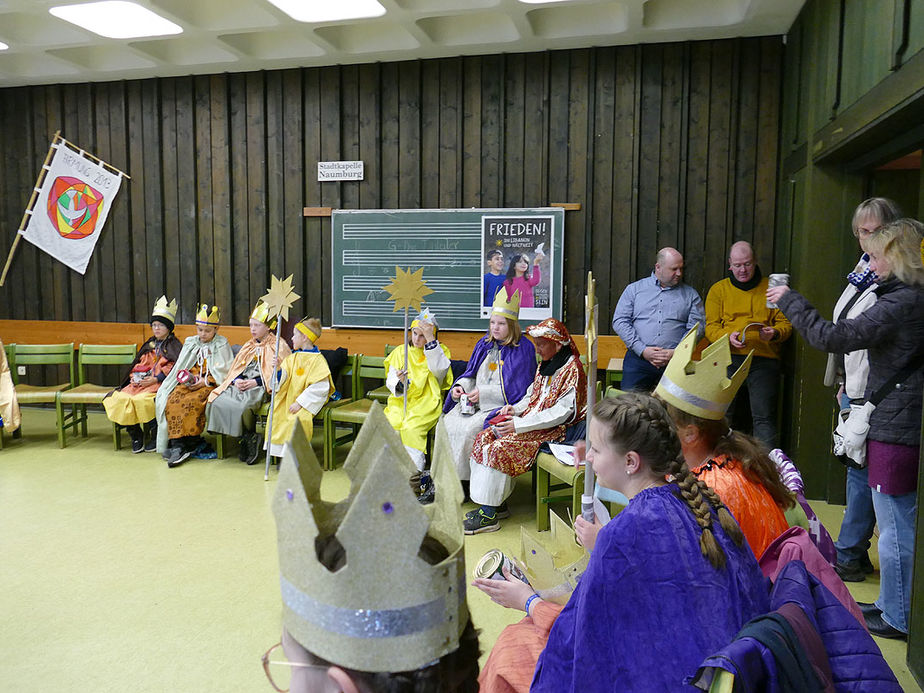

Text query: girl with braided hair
(661, 401), (793, 560)
(527, 393), (769, 692)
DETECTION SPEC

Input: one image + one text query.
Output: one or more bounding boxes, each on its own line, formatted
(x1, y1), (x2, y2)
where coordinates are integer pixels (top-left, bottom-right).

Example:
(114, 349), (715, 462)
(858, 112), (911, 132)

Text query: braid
(592, 393), (741, 571)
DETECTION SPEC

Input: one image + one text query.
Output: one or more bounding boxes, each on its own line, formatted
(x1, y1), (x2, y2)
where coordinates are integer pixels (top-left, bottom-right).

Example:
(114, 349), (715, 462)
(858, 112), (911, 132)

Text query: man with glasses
(705, 240), (791, 447)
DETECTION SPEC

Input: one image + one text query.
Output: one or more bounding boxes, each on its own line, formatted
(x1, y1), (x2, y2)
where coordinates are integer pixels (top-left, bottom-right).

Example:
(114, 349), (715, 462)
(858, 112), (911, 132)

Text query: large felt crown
(273, 405), (466, 673)
(249, 300), (277, 329)
(151, 295), (177, 324)
(518, 511), (589, 605)
(195, 303), (221, 326)
(492, 287), (521, 320)
(654, 326), (751, 420)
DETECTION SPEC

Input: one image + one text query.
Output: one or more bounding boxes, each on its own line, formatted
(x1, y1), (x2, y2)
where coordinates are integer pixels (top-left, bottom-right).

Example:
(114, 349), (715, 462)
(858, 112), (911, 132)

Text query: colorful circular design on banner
(46, 176), (104, 239)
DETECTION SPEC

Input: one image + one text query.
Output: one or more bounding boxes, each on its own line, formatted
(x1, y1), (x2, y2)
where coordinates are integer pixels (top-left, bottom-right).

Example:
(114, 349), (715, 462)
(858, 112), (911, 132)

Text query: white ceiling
(0, 0), (806, 88)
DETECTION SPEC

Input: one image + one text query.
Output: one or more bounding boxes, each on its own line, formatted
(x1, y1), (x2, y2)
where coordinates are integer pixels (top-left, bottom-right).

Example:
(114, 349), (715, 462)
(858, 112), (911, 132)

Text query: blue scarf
(846, 254), (878, 291)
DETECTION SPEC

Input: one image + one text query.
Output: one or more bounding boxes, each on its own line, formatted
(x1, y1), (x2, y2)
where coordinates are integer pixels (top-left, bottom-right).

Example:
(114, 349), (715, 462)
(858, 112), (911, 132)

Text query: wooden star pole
(383, 267), (433, 414)
(259, 274), (300, 481)
(582, 271), (598, 521)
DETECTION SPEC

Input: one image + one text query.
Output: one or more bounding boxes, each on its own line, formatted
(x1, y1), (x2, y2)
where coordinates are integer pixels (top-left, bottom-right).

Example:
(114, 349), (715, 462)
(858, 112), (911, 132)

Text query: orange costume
(478, 601), (564, 693)
(692, 453), (789, 559)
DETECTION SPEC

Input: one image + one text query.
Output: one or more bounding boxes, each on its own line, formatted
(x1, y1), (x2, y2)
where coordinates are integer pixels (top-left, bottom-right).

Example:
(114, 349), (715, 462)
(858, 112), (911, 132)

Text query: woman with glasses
(823, 198), (902, 585)
(768, 218), (924, 640)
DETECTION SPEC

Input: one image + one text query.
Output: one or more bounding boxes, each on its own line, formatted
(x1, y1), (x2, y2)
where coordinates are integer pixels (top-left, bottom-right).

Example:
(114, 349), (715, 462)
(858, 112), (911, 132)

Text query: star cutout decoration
(260, 274), (300, 322)
(383, 266), (433, 313)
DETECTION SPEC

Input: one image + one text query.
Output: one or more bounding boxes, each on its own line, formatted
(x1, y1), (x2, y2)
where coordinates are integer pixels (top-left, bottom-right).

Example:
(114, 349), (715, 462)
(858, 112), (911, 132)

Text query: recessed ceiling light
(0, 42), (8, 51)
(265, 0), (386, 23)
(49, 1), (183, 39)
(518, 0), (579, 3)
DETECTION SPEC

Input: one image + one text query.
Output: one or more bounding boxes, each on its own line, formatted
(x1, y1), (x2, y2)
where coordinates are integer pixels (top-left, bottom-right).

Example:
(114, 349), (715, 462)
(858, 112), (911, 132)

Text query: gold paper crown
(654, 326), (752, 420)
(249, 300), (277, 329)
(195, 303), (221, 326)
(151, 295), (177, 324)
(272, 405), (466, 673)
(518, 511), (589, 605)
(492, 288), (521, 320)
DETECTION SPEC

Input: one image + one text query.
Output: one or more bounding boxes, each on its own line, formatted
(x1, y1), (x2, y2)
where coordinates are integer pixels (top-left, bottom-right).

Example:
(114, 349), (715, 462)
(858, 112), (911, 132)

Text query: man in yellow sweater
(705, 241), (792, 447)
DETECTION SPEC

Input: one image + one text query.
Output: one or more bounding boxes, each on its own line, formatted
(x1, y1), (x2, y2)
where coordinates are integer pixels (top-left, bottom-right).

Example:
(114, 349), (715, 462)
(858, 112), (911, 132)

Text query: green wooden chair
(55, 343), (137, 448)
(11, 343), (75, 441)
(366, 345), (396, 403)
(322, 354), (387, 470)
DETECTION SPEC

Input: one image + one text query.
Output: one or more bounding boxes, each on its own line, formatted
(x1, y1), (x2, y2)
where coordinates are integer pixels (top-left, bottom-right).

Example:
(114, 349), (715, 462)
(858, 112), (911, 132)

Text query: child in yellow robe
(383, 310), (452, 470)
(266, 317), (334, 457)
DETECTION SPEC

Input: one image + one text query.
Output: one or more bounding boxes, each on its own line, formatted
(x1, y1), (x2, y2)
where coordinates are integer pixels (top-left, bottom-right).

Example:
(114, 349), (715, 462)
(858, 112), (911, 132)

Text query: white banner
(20, 141), (123, 275)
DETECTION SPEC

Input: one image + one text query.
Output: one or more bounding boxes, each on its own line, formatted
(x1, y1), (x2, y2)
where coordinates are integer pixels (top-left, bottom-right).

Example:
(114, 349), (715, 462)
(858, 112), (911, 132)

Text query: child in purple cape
(442, 288), (535, 484)
(531, 393), (770, 692)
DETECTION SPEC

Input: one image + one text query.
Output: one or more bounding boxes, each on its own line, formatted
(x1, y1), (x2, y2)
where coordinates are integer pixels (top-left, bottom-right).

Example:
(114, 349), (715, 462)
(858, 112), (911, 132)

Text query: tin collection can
(459, 393), (476, 416)
(766, 273), (790, 308)
(473, 549), (531, 585)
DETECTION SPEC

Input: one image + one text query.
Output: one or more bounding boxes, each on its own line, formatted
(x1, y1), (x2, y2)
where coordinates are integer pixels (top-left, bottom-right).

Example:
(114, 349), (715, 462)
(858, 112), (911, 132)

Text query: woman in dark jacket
(767, 218), (924, 640)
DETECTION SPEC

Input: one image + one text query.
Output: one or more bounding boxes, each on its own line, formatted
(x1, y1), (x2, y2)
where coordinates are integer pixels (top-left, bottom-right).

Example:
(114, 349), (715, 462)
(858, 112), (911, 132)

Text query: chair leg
(56, 395), (67, 448)
(323, 413), (333, 471)
(113, 422), (122, 451)
(536, 467), (551, 532)
(0, 429), (4, 449)
(215, 434), (225, 459)
(572, 470), (585, 525)
(80, 404), (89, 437)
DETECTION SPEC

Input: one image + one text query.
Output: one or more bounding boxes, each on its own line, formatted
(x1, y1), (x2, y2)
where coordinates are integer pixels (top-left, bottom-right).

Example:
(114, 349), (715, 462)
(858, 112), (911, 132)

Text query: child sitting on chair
(265, 317), (334, 458)
(206, 300), (291, 465)
(104, 296), (182, 454)
(155, 304), (234, 468)
(383, 310), (452, 471)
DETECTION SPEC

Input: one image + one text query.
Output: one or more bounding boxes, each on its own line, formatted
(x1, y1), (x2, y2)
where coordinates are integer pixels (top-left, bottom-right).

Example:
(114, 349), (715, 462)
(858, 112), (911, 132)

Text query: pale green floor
(0, 408), (920, 692)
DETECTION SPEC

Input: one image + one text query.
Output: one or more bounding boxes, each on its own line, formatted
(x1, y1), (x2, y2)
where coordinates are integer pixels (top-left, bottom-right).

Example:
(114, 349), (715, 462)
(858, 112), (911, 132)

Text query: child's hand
(451, 385), (465, 401)
(396, 368), (408, 383)
(419, 321), (436, 343)
(288, 402), (303, 414)
(467, 388), (480, 403)
(139, 376), (157, 387)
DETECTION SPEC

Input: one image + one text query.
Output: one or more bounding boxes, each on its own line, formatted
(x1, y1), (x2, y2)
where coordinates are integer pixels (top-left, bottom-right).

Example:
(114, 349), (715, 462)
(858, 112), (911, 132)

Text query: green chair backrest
(76, 344), (138, 385)
(12, 343), (75, 387)
(352, 354), (388, 400)
(604, 386), (627, 399)
(384, 344), (397, 356)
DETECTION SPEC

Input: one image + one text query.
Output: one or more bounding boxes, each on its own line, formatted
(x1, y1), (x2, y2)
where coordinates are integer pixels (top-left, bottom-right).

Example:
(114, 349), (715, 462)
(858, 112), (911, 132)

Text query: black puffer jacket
(778, 278), (924, 446)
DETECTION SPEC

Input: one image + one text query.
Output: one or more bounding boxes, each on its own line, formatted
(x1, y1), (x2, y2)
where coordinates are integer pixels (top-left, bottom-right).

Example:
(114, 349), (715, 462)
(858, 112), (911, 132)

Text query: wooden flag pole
(0, 130), (61, 287)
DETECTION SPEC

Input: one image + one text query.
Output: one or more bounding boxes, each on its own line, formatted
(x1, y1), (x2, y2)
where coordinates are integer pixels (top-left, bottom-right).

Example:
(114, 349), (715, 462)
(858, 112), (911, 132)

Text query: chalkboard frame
(331, 208), (565, 331)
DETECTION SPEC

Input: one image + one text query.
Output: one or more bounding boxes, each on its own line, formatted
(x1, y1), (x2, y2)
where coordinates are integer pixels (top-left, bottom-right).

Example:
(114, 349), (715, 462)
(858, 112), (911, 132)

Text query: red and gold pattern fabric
(471, 355), (586, 477)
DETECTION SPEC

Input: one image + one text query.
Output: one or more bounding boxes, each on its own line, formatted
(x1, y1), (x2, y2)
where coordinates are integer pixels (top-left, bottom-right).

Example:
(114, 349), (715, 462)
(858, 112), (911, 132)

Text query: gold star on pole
(383, 266), (433, 313)
(260, 274), (300, 321)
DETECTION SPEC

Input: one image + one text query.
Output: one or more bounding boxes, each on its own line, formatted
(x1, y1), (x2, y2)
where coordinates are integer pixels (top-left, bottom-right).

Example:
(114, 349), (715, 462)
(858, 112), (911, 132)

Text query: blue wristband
(425, 339), (439, 350)
(524, 593), (540, 614)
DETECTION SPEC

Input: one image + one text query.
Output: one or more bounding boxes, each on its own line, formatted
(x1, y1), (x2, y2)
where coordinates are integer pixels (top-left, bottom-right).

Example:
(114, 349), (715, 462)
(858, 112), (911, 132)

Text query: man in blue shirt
(612, 247), (705, 391)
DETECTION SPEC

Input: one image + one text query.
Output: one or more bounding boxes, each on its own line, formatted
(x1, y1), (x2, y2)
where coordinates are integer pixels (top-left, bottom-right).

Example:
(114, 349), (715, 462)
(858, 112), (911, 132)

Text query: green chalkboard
(332, 208), (565, 331)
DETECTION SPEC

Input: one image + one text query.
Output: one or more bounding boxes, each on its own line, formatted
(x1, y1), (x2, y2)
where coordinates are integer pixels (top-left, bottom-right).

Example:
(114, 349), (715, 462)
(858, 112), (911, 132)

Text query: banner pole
(0, 131), (61, 287)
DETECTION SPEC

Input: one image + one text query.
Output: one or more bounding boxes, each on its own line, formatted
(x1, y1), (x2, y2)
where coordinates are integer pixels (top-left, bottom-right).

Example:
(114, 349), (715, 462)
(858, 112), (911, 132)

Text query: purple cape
(531, 484), (770, 692)
(442, 333), (536, 415)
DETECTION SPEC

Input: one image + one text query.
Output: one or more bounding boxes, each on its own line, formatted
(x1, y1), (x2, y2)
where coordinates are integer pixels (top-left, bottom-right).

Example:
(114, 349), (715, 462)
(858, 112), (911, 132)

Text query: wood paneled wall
(0, 38), (782, 332)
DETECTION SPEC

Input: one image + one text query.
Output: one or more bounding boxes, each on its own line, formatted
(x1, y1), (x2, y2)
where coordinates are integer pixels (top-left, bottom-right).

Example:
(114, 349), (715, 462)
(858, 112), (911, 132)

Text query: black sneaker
(465, 503), (509, 520)
(238, 433), (252, 462)
(835, 560), (870, 583)
(143, 422), (157, 452)
(166, 447), (193, 469)
(244, 433), (263, 465)
(131, 436), (144, 454)
(463, 508), (500, 534)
